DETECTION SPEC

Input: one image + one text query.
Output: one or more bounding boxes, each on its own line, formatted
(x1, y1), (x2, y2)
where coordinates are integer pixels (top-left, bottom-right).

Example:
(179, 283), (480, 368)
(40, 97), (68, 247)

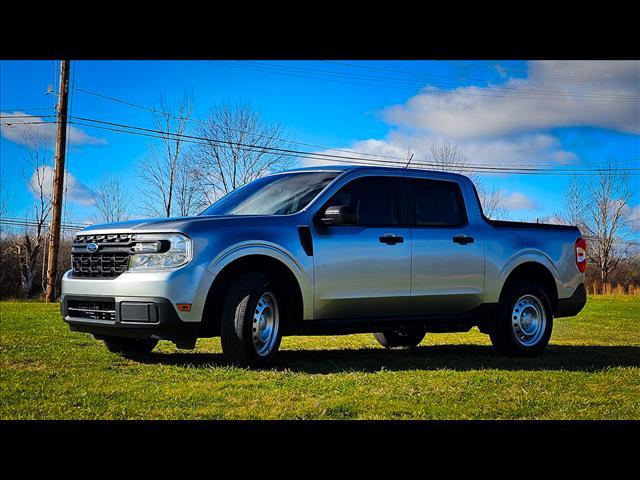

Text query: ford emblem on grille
(86, 242), (99, 253)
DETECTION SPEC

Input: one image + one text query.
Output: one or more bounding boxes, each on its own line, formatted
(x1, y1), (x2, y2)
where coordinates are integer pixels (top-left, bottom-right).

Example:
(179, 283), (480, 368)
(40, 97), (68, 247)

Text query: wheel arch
(499, 261), (559, 312)
(200, 252), (306, 337)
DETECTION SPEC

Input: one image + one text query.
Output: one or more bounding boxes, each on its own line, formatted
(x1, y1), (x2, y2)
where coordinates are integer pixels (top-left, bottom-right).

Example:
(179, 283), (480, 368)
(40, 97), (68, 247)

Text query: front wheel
(220, 273), (283, 367)
(490, 281), (553, 356)
(374, 328), (426, 348)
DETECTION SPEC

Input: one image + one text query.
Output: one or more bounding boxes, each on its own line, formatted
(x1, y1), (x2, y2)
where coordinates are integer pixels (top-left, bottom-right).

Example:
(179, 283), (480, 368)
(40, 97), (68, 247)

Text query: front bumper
(555, 283), (587, 318)
(61, 294), (200, 341)
(61, 268), (211, 323)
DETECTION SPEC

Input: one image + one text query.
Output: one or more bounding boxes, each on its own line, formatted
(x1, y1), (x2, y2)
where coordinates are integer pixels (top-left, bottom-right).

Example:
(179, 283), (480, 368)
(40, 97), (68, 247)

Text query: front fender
(202, 241), (313, 320)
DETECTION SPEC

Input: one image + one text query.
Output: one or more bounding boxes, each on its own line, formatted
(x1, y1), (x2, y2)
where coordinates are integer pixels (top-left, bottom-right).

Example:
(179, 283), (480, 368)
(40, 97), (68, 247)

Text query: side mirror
(317, 205), (357, 226)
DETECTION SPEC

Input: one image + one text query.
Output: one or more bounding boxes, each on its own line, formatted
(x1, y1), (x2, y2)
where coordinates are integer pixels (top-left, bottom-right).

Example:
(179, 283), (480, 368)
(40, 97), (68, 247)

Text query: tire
(374, 328), (426, 348)
(490, 280), (553, 357)
(103, 337), (158, 355)
(220, 273), (283, 367)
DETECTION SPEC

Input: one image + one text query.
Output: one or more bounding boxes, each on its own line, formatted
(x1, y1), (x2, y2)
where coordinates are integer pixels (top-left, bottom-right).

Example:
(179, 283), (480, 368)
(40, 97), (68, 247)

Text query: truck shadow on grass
(138, 344), (640, 374)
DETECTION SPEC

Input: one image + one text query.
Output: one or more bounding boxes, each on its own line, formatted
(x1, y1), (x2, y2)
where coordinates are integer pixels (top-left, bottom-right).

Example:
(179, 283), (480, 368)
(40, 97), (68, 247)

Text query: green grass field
(1, 295), (639, 419)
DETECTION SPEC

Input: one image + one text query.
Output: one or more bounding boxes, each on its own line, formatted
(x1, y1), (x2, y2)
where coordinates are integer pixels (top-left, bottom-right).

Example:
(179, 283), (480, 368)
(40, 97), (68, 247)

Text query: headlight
(128, 233), (192, 271)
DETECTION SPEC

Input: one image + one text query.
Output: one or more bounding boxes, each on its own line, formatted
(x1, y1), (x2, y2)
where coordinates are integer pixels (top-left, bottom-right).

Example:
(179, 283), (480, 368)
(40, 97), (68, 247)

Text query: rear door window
(411, 179), (466, 226)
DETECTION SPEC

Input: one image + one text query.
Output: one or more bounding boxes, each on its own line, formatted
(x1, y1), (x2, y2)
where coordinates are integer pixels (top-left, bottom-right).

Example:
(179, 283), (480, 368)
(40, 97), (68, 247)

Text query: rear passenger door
(409, 178), (484, 315)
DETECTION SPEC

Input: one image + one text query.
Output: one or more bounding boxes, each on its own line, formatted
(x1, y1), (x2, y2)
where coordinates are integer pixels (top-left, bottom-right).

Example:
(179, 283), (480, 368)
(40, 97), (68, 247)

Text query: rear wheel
(220, 273), (283, 367)
(374, 328), (426, 348)
(490, 281), (553, 356)
(103, 337), (158, 355)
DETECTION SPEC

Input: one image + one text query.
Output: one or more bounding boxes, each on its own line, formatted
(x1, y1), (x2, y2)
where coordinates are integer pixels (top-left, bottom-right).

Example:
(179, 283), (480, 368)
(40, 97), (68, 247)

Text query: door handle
(379, 234), (404, 245)
(453, 234), (474, 245)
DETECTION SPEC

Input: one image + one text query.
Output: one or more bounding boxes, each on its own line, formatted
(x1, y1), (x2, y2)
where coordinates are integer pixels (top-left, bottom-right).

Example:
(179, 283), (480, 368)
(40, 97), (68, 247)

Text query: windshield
(200, 171), (340, 216)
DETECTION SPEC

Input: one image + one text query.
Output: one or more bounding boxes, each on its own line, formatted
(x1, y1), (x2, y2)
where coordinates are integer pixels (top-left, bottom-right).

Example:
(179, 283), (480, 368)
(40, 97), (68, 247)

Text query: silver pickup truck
(61, 165), (587, 366)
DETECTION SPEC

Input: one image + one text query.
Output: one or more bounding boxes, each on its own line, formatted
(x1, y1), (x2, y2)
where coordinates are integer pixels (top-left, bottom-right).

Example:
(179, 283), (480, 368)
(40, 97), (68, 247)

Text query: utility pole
(45, 60), (70, 303)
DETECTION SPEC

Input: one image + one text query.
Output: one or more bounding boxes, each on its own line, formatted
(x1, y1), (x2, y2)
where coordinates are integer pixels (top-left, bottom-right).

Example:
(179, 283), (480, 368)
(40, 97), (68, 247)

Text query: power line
(1, 218), (89, 229)
(0, 121), (58, 127)
(70, 86), (639, 170)
(0, 106), (55, 113)
(73, 86), (436, 163)
(3, 113), (638, 175)
(0, 217), (88, 231)
(322, 60), (639, 87)
(71, 115), (640, 174)
(66, 114), (640, 176)
(0, 114), (57, 119)
(65, 115), (583, 172)
(249, 60), (639, 99)
(215, 61), (639, 103)
(441, 60), (639, 78)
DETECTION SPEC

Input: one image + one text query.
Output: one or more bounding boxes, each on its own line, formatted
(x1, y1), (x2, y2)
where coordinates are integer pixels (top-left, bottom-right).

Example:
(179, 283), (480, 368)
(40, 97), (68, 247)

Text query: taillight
(576, 238), (587, 273)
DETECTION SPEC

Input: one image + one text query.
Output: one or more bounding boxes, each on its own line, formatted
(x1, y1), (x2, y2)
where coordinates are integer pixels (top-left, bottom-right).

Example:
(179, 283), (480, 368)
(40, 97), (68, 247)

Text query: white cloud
(388, 130), (578, 166)
(30, 165), (95, 206)
(459, 134), (578, 166)
(300, 132), (578, 169)
(299, 62), (640, 171)
(625, 204), (640, 228)
(381, 61), (639, 139)
(501, 191), (539, 211)
(299, 139), (409, 168)
(1, 112), (106, 146)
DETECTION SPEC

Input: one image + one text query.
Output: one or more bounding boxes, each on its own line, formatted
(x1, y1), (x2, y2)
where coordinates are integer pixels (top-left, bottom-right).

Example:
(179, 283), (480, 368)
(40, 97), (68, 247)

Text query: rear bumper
(61, 294), (200, 341)
(555, 283), (587, 318)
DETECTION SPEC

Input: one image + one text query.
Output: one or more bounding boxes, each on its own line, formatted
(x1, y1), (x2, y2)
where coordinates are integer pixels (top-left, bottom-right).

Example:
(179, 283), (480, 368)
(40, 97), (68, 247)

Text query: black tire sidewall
(374, 328), (426, 348)
(495, 282), (554, 356)
(221, 273), (284, 366)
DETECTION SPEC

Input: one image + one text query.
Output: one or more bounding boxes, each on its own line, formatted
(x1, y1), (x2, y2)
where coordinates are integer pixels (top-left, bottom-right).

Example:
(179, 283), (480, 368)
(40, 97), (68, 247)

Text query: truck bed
(483, 218), (580, 232)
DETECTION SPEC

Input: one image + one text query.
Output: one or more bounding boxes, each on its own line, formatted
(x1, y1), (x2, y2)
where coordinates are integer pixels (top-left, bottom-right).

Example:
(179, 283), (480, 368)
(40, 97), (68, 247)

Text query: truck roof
(283, 164), (471, 182)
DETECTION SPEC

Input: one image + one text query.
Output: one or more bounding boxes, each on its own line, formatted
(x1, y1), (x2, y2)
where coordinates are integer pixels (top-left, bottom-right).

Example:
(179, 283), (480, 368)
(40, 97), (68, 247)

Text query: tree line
(1, 95), (638, 299)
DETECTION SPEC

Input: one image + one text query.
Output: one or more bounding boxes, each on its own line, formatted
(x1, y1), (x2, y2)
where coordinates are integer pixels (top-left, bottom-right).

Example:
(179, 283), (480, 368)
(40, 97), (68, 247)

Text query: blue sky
(1, 60), (639, 227)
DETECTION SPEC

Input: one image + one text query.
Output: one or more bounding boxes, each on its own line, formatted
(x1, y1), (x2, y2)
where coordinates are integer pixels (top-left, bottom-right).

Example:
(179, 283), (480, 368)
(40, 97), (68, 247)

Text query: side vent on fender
(297, 226), (313, 256)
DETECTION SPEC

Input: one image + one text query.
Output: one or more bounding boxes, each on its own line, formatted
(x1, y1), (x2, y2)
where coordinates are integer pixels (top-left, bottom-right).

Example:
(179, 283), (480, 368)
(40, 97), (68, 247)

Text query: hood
(78, 213), (297, 235)
(80, 215), (228, 234)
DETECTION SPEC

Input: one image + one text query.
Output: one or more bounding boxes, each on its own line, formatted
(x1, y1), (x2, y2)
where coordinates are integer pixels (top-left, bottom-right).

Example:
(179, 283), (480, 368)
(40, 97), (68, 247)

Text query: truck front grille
(71, 233), (133, 278)
(67, 299), (116, 320)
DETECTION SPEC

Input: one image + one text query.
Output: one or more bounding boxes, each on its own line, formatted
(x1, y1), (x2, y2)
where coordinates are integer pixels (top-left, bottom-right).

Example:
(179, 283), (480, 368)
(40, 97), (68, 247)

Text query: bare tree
(137, 92), (197, 217)
(91, 172), (132, 223)
(561, 176), (585, 227)
(562, 161), (638, 284)
(426, 140), (505, 219)
(9, 127), (52, 297)
(481, 188), (506, 219)
(174, 164), (206, 216)
(428, 140), (470, 172)
(190, 102), (293, 204)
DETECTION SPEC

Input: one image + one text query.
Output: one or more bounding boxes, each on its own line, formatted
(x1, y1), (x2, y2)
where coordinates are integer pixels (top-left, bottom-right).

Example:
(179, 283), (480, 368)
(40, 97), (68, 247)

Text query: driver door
(311, 176), (412, 320)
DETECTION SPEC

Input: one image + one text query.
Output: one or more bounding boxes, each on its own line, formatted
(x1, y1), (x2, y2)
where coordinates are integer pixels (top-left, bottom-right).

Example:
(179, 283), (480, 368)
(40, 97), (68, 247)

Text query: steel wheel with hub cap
(490, 281), (554, 356)
(220, 273), (284, 366)
(252, 292), (280, 358)
(510, 294), (547, 348)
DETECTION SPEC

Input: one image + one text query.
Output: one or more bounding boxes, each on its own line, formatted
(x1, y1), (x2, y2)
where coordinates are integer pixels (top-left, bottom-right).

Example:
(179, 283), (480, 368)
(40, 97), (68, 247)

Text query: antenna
(404, 152), (414, 168)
